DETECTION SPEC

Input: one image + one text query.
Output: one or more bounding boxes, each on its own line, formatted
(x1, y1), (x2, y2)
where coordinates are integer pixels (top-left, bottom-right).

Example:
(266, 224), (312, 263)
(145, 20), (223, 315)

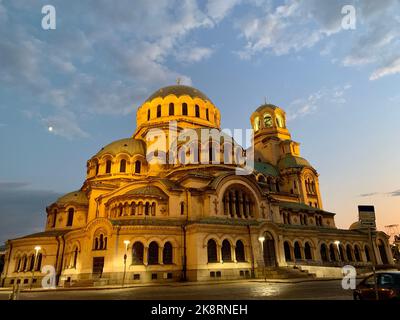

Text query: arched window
(195, 104), (200, 117)
(67, 208), (74, 227)
(147, 109), (151, 121)
(378, 239), (389, 264)
(221, 240), (232, 262)
(365, 246), (371, 262)
(157, 105), (161, 117)
(22, 255), (27, 271)
(263, 113), (272, 128)
(134, 160), (141, 174)
(94, 233), (107, 250)
(52, 209), (57, 228)
(304, 242), (312, 260)
(329, 244), (337, 261)
(354, 245), (361, 262)
(36, 253), (42, 271)
(148, 241), (159, 265)
(235, 240), (245, 262)
(163, 242), (173, 264)
(144, 202), (150, 216)
(120, 159), (126, 173)
(222, 185), (255, 218)
(180, 202), (185, 215)
(95, 162), (99, 175)
(207, 239), (218, 263)
(99, 234), (104, 249)
(346, 244), (353, 262)
(15, 257), (21, 272)
(320, 244), (328, 262)
(182, 103), (188, 115)
(206, 109), (209, 120)
(106, 160), (112, 174)
(169, 103), (174, 116)
(294, 242), (302, 260)
(132, 242), (144, 265)
(284, 241), (292, 261)
(72, 247), (78, 268)
(28, 254), (35, 271)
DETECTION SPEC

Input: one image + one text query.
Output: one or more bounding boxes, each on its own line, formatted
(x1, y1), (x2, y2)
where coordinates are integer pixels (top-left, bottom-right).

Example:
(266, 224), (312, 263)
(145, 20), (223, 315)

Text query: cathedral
(0, 84), (394, 287)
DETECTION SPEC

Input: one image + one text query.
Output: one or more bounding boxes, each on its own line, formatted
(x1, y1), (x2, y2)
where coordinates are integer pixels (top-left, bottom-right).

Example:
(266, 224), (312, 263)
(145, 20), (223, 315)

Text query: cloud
(0, 182), (30, 190)
(287, 84), (351, 120)
(175, 46), (214, 63)
(0, 0), (216, 140)
(206, 0), (242, 23)
(357, 189), (400, 198)
(235, 0), (345, 58)
(388, 189), (400, 197)
(369, 57), (400, 81)
(359, 192), (380, 197)
(233, 0), (400, 81)
(0, 183), (62, 244)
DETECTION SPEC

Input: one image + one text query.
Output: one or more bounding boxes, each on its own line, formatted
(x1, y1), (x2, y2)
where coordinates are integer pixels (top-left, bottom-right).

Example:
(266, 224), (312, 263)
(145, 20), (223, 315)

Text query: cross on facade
(260, 203), (266, 218)
(160, 206), (166, 215)
(213, 198), (219, 215)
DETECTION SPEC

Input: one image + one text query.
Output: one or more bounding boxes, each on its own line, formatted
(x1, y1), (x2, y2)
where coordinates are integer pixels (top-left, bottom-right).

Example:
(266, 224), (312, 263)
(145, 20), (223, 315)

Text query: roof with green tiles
(279, 201), (335, 215)
(56, 190), (88, 206)
(254, 161), (279, 177)
(278, 154), (312, 170)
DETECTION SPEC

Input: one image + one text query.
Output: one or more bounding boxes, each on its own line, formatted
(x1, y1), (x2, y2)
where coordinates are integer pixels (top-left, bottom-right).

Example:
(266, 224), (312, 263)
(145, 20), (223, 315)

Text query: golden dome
(135, 84), (221, 134)
(145, 85), (212, 103)
(94, 138), (146, 158)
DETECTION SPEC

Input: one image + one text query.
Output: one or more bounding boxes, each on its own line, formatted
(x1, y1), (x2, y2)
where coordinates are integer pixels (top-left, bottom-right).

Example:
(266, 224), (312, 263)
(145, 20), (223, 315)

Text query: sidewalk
(0, 276), (347, 293)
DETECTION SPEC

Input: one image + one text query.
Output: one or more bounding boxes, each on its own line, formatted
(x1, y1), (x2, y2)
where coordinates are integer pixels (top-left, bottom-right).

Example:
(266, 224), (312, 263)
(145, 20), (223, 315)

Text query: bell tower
(250, 104), (291, 165)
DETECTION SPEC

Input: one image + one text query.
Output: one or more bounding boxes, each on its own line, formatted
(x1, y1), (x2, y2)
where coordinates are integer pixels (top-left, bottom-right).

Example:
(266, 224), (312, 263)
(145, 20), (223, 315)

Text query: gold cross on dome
(176, 77), (181, 85)
(264, 96), (267, 104)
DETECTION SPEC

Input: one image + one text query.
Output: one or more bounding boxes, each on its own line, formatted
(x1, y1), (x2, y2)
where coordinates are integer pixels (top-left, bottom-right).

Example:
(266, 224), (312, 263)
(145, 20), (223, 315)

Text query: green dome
(254, 161), (279, 177)
(57, 190), (88, 205)
(145, 85), (211, 102)
(95, 138), (146, 157)
(278, 155), (311, 170)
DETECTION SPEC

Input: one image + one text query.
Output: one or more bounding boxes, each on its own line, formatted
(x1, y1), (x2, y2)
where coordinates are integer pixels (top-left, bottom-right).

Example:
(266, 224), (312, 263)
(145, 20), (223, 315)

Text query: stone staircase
(66, 278), (110, 287)
(259, 266), (316, 280)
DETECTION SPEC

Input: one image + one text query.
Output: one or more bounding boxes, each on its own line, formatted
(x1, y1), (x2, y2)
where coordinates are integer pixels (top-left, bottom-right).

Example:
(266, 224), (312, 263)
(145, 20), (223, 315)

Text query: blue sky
(0, 0), (400, 243)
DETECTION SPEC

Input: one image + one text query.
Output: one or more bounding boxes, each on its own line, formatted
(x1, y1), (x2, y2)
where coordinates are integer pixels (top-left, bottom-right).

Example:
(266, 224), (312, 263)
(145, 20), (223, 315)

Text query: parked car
(354, 271), (400, 300)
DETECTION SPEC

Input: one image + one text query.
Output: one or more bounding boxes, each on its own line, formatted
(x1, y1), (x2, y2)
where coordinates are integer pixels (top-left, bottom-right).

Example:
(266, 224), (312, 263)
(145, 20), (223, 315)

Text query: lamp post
(258, 236), (265, 280)
(30, 246), (41, 289)
(122, 240), (130, 287)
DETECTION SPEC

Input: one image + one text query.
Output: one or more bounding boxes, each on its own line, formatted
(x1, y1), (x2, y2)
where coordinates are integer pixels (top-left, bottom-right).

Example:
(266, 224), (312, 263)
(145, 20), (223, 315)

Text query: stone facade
(0, 85), (394, 288)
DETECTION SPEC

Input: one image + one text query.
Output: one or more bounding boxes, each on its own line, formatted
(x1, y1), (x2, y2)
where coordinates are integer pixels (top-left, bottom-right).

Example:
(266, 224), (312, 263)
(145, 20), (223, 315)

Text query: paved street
(0, 279), (354, 300)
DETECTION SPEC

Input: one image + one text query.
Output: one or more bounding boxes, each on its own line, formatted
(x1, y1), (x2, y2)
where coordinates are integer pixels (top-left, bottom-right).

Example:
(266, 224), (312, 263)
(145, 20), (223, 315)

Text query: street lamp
(30, 246), (41, 289)
(122, 240), (130, 287)
(334, 241), (341, 262)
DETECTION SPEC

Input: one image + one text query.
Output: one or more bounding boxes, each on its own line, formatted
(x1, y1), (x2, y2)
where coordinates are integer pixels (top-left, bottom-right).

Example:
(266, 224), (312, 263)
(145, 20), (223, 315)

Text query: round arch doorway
(262, 232), (277, 267)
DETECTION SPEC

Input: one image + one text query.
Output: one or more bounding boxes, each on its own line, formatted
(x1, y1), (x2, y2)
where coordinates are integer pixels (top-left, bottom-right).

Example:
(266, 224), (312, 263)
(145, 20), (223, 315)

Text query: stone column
(159, 246), (164, 265)
(231, 192), (237, 218)
(143, 247), (148, 266)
